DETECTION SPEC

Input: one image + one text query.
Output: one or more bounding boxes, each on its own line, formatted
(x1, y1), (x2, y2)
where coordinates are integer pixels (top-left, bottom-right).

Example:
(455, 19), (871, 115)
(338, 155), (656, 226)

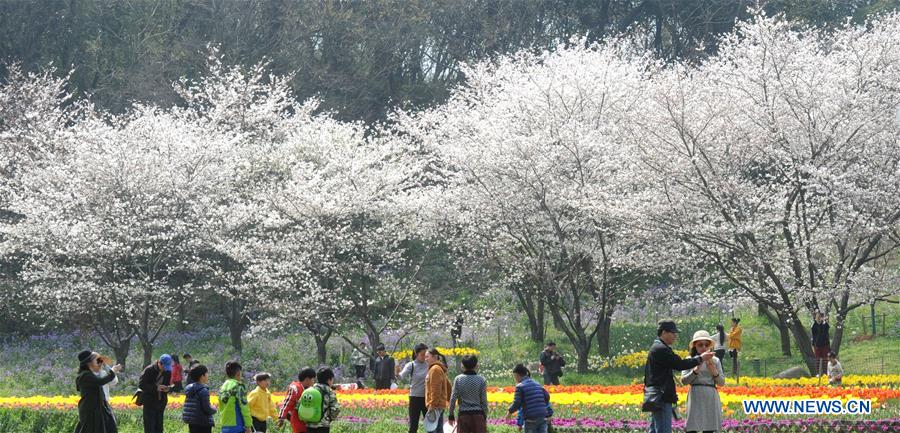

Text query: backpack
(297, 385), (325, 423)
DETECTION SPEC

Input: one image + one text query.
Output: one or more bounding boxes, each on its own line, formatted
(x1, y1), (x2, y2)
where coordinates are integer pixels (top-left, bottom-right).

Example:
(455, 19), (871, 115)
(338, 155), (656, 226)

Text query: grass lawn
(0, 301), (896, 396)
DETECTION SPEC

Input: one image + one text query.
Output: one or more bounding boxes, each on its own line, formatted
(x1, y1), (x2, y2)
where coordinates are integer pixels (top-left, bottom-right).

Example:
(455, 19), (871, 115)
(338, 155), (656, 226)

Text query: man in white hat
(643, 321), (715, 433)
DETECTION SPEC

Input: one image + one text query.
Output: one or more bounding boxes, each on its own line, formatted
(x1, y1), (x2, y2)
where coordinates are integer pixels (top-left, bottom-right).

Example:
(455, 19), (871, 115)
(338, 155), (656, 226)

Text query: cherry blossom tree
(2, 106), (233, 365)
(170, 49), (305, 353)
(0, 65), (88, 314)
(239, 118), (426, 354)
(170, 49), (434, 357)
(634, 13), (900, 368)
(396, 42), (663, 371)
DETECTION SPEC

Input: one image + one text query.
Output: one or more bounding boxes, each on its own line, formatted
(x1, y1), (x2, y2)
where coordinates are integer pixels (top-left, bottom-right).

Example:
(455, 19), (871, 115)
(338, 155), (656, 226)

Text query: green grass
(0, 301), (896, 397)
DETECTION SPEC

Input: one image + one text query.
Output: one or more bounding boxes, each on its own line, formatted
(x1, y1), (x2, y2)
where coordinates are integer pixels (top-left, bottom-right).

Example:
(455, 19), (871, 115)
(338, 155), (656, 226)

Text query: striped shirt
(448, 371), (488, 417)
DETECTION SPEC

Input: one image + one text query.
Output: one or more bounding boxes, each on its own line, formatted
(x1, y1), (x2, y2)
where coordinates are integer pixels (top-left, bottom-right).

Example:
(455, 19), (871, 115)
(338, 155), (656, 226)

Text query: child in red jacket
(277, 368), (317, 433)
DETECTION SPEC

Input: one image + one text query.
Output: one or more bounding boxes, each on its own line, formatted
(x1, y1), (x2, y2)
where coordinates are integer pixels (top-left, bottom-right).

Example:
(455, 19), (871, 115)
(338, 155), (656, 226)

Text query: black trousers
(408, 396), (427, 433)
(542, 371), (560, 385)
(375, 379), (392, 390)
(354, 365), (367, 379)
(729, 349), (739, 375)
(252, 418), (268, 432)
(188, 426), (212, 433)
(142, 406), (164, 433)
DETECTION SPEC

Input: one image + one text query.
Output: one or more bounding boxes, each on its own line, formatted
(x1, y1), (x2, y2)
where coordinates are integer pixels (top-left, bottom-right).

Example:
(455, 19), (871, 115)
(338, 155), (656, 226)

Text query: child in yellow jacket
(248, 373), (278, 433)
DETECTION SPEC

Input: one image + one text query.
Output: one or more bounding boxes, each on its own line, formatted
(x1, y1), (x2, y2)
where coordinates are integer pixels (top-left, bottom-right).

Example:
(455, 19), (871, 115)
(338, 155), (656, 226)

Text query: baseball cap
(159, 354), (173, 372)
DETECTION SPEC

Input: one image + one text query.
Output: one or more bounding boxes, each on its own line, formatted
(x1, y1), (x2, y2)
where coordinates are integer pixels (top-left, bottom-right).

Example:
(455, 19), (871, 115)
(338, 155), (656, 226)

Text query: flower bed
(389, 346), (479, 360)
(0, 407), (897, 433)
(725, 375), (900, 388)
(3, 382), (898, 422)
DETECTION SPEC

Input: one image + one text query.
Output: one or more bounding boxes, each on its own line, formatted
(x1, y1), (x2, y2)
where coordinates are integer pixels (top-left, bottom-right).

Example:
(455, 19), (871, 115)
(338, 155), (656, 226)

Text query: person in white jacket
(94, 355), (119, 402)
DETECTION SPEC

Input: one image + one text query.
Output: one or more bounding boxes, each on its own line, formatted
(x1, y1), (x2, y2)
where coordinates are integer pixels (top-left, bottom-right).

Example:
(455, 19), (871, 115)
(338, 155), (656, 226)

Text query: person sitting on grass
(249, 372), (278, 432)
(182, 364), (217, 433)
(219, 361), (252, 433)
(827, 352), (843, 387)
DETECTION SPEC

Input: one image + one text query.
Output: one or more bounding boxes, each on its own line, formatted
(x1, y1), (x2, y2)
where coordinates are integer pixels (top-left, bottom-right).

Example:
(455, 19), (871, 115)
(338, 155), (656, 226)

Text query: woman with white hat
(681, 330), (725, 433)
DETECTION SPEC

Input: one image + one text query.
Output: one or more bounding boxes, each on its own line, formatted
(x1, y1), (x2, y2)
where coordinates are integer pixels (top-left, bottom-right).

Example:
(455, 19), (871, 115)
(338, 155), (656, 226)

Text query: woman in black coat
(75, 350), (123, 433)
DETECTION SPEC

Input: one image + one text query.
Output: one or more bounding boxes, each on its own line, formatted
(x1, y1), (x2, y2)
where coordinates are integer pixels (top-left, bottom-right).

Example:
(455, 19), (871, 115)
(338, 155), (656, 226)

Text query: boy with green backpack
(219, 361), (252, 433)
(298, 367), (341, 433)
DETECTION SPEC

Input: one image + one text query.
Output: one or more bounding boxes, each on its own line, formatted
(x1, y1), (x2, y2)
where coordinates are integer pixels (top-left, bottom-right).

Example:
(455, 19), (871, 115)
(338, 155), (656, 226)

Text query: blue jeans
(523, 418), (548, 433)
(648, 402), (673, 433)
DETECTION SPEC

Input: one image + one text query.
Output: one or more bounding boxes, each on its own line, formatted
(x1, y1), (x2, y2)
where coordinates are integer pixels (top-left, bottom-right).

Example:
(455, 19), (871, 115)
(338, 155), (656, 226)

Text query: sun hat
(689, 330), (714, 351)
(424, 409), (442, 432)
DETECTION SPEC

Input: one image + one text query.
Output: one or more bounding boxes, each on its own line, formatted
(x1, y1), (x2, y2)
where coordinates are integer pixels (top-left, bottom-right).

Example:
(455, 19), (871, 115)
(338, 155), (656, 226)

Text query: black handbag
(641, 385), (664, 412)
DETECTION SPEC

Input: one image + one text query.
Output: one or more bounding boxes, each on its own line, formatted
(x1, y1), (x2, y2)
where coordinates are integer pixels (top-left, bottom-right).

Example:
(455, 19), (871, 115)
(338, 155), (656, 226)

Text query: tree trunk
(112, 338), (131, 366)
(177, 303), (187, 332)
(228, 298), (245, 353)
(363, 329), (381, 354)
(574, 341), (590, 373)
(513, 284), (545, 344)
(786, 313), (816, 374)
(870, 303), (877, 337)
(596, 315), (612, 357)
(777, 319), (792, 357)
(307, 323), (332, 365)
(141, 338), (153, 368)
(530, 298), (545, 343)
(547, 307), (593, 374)
(229, 321), (244, 354)
(94, 321), (135, 366)
(831, 313), (846, 356)
(314, 334), (329, 365)
(139, 301), (154, 367)
(758, 303), (792, 356)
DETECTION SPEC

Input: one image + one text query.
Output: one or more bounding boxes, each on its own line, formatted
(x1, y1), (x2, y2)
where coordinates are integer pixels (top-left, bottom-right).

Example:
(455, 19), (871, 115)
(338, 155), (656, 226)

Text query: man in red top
(277, 367), (317, 433)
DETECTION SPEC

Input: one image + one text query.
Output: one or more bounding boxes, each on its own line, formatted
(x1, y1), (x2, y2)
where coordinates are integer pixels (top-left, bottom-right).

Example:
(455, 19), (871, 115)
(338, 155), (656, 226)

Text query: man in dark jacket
(643, 321), (715, 433)
(372, 344), (395, 390)
(139, 354), (173, 433)
(811, 312), (830, 376)
(182, 364), (217, 433)
(539, 341), (566, 385)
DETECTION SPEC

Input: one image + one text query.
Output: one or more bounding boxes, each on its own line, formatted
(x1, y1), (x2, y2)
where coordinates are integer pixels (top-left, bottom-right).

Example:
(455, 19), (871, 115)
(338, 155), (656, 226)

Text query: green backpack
(297, 385), (325, 423)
